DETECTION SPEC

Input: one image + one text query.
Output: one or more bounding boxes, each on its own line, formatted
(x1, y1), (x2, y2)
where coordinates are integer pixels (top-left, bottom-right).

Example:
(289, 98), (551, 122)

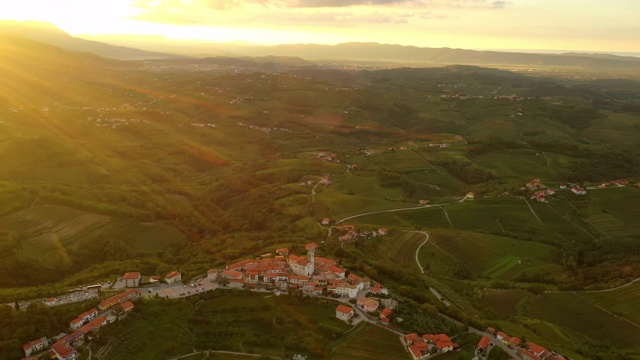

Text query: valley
(1, 31), (640, 360)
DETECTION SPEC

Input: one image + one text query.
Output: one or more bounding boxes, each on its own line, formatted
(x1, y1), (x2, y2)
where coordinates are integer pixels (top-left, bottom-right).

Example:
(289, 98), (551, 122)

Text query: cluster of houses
(401, 332), (459, 359)
(118, 271), (182, 288)
(334, 298), (394, 325)
(478, 327), (567, 360)
(525, 178), (590, 201)
(333, 224), (389, 242)
(209, 242), (386, 300)
(598, 179), (636, 188)
(315, 152), (340, 162)
(22, 289), (140, 360)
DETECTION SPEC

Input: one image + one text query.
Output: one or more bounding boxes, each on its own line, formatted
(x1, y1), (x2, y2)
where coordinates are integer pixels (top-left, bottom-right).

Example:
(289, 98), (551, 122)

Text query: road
(468, 327), (522, 360)
(166, 350), (281, 360)
(413, 231), (430, 274)
(336, 204), (435, 224)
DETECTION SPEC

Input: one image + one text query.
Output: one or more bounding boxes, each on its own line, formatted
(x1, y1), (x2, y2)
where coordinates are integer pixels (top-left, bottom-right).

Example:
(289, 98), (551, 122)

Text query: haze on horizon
(0, 0), (639, 54)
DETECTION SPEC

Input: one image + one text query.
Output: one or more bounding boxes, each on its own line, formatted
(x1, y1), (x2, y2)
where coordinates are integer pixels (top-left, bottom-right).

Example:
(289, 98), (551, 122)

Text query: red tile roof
(165, 271), (181, 279)
(478, 336), (491, 350)
(497, 331), (508, 338)
(123, 272), (140, 280)
(518, 347), (542, 360)
(527, 342), (547, 355)
(305, 242), (318, 250)
(22, 337), (47, 351)
(336, 305), (354, 315)
(121, 301), (134, 311)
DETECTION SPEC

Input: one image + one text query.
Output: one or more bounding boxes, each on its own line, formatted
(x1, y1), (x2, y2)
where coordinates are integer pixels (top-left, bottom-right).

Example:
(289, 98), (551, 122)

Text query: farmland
(331, 324), (406, 360)
(374, 231), (427, 270)
(581, 281), (640, 325)
(419, 229), (562, 280)
(481, 289), (530, 318)
(525, 291), (640, 348)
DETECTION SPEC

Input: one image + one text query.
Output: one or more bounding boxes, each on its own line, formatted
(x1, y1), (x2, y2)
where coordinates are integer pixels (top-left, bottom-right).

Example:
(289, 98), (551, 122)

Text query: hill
(0, 20), (185, 60)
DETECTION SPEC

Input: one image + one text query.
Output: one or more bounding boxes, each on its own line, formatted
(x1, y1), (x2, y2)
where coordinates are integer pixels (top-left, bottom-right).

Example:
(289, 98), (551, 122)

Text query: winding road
(413, 231), (430, 274)
(336, 204), (435, 224)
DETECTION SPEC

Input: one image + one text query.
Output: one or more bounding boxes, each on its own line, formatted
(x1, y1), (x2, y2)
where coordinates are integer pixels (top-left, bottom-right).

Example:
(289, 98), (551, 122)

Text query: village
(15, 231), (572, 360)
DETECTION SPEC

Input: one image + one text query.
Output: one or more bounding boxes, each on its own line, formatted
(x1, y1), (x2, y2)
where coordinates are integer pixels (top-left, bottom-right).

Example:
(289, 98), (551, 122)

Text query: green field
(581, 281), (640, 325)
(481, 289), (530, 318)
(419, 229), (562, 279)
(102, 292), (353, 360)
(375, 231), (427, 270)
(331, 324), (407, 360)
(526, 291), (640, 348)
(586, 187), (640, 238)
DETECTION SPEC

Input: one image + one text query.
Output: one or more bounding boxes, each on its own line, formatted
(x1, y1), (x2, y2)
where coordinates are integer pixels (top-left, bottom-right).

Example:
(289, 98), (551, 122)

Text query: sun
(0, 0), (139, 34)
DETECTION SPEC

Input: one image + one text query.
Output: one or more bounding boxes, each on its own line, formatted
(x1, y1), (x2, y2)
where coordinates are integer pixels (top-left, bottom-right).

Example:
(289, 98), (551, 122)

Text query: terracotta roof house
(165, 271), (182, 284)
(518, 347), (542, 360)
(335, 305), (354, 322)
(122, 272), (141, 287)
(477, 336), (491, 351)
(23, 337), (49, 357)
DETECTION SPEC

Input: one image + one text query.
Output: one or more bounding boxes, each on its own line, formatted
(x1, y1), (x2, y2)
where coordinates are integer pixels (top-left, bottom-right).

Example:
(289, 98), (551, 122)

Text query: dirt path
(523, 198), (542, 223)
(495, 218), (506, 233)
(439, 205), (453, 228)
(413, 231), (430, 274)
(336, 205), (435, 224)
(577, 277), (640, 293)
(166, 350), (281, 360)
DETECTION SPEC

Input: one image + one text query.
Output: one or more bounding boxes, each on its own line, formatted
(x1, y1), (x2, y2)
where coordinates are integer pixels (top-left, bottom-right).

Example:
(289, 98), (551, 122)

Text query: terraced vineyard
(421, 229), (562, 279)
(526, 292), (640, 348)
(331, 324), (406, 360)
(376, 231), (426, 270)
(581, 281), (640, 325)
(481, 289), (530, 318)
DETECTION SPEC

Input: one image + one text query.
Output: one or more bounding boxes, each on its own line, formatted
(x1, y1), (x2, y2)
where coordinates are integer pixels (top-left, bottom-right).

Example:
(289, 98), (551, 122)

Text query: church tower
(305, 242), (318, 274)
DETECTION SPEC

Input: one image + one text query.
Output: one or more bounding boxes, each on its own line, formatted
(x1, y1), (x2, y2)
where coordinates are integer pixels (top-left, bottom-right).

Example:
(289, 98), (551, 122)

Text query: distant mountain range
(3, 20), (640, 71)
(0, 20), (186, 60)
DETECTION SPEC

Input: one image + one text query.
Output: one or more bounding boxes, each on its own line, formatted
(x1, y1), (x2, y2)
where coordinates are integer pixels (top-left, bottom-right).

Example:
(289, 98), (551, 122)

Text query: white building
(23, 337), (49, 357)
(122, 272), (141, 287)
(165, 271), (182, 284)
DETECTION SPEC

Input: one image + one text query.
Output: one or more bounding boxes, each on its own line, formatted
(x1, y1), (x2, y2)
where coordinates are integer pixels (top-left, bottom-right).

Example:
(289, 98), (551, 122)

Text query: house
(356, 297), (379, 312)
(505, 336), (521, 348)
(335, 305), (354, 322)
(496, 331), (508, 340)
(50, 342), (78, 360)
(122, 272), (141, 287)
(402, 334), (430, 360)
(611, 179), (629, 186)
(517, 347), (542, 360)
(149, 276), (161, 283)
(486, 327), (496, 335)
(466, 192), (475, 200)
(69, 308), (98, 329)
(477, 336), (491, 351)
(321, 218), (331, 225)
(207, 269), (218, 282)
(23, 337), (49, 357)
(527, 342), (548, 358)
(98, 289), (140, 310)
(571, 187), (586, 195)
(419, 199), (430, 205)
(276, 248), (289, 256)
(378, 227), (389, 235)
(228, 279), (244, 288)
(165, 271), (182, 284)
(88, 317), (107, 329)
(423, 333), (458, 353)
(379, 308), (392, 324)
(121, 301), (134, 312)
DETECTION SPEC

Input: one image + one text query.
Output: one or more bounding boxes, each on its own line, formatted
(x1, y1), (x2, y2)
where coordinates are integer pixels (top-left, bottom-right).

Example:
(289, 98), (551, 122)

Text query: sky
(1, 0), (639, 53)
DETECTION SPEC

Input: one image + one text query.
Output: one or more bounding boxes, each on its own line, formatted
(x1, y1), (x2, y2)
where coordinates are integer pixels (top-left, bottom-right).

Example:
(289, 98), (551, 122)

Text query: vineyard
(331, 324), (406, 360)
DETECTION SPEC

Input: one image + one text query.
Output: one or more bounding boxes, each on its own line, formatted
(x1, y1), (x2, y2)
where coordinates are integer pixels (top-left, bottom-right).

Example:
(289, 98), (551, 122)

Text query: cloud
(491, 0), (512, 8)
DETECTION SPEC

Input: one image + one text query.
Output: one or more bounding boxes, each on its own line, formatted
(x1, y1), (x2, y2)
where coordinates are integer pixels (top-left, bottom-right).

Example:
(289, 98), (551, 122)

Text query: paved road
(468, 327), (522, 359)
